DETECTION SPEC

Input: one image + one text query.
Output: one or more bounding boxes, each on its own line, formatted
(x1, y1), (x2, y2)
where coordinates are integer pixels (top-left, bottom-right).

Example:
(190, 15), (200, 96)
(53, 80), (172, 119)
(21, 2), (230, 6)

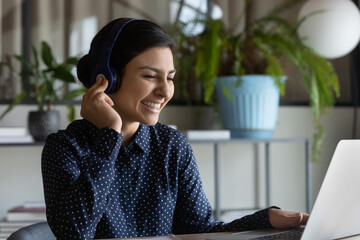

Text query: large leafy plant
(172, 0), (340, 161)
(0, 41), (85, 121)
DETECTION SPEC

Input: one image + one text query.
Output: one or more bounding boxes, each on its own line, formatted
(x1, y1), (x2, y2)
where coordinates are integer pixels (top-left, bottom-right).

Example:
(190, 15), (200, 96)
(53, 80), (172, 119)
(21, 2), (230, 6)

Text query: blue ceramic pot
(215, 75), (285, 139)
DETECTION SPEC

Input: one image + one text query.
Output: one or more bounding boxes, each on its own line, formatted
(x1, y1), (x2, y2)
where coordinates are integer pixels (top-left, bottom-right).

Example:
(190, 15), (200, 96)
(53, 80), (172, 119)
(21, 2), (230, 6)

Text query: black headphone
(90, 18), (138, 94)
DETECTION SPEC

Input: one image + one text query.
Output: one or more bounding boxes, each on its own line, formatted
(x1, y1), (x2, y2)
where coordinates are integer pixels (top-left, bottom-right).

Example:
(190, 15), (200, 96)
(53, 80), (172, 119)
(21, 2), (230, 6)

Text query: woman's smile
(141, 100), (162, 113)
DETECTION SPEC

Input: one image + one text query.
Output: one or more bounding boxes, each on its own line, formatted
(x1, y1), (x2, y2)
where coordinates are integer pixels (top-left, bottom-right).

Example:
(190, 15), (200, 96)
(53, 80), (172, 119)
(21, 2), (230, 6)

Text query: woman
(42, 18), (308, 240)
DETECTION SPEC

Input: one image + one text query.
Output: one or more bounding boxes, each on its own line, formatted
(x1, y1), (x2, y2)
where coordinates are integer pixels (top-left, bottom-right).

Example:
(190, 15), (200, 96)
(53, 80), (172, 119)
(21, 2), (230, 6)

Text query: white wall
(0, 104), (356, 219)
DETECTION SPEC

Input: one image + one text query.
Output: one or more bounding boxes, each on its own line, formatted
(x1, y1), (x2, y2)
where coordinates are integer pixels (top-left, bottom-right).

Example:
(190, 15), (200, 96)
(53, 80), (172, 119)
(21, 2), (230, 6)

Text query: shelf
(0, 142), (44, 147)
(188, 137), (312, 220)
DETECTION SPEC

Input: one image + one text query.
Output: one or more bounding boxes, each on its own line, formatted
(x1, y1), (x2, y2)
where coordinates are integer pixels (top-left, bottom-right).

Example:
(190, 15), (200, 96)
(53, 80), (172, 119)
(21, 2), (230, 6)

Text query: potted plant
(0, 41), (85, 141)
(172, 0), (340, 161)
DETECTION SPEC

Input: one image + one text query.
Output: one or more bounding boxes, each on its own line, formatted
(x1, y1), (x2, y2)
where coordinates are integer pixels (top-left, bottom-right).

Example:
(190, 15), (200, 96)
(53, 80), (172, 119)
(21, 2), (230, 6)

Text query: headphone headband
(91, 18), (139, 94)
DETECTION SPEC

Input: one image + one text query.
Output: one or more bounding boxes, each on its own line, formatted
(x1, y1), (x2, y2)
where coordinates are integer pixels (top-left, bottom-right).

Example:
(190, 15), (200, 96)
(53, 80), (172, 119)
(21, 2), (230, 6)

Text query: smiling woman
(40, 17), (309, 240)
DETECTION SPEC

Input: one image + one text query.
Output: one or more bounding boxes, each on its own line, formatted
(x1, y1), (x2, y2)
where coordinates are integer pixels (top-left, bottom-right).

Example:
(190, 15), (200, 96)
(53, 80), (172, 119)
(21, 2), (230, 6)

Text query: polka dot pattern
(41, 119), (273, 240)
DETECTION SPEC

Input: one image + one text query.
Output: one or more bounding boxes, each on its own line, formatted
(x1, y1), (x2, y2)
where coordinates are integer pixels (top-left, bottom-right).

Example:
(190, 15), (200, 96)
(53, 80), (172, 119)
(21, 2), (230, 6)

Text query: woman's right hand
(268, 208), (309, 229)
(80, 75), (122, 132)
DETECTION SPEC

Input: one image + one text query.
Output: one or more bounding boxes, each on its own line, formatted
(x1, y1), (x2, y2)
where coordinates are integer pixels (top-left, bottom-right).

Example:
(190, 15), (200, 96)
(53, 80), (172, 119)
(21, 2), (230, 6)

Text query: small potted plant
(172, 0), (340, 161)
(0, 41), (85, 141)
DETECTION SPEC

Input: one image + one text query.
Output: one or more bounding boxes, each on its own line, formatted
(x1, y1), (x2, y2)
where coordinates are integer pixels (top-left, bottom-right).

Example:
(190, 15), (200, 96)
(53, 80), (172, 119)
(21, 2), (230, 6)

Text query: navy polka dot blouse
(41, 119), (274, 239)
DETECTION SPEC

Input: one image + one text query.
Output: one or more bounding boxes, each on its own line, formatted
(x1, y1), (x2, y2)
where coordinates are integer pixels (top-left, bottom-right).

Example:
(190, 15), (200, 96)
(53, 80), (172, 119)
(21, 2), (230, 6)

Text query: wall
(0, 104), (356, 219)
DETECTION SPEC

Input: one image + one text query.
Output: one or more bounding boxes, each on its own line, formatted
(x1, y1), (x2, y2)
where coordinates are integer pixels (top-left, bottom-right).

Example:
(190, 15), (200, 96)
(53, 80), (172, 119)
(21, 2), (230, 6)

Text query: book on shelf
(6, 205), (46, 222)
(0, 231), (12, 240)
(182, 130), (231, 140)
(0, 126), (34, 143)
(23, 201), (46, 208)
(0, 127), (27, 136)
(0, 220), (39, 232)
(0, 135), (34, 143)
(0, 206), (44, 239)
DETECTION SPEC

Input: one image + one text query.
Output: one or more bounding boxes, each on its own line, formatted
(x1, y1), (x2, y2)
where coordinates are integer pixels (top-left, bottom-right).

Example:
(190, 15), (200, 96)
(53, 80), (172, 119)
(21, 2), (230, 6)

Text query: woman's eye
(144, 75), (156, 79)
(167, 77), (174, 81)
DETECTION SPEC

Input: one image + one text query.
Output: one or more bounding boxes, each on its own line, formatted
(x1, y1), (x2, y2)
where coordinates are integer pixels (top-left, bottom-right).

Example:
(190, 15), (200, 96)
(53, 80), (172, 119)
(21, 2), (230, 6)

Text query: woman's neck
(121, 121), (140, 147)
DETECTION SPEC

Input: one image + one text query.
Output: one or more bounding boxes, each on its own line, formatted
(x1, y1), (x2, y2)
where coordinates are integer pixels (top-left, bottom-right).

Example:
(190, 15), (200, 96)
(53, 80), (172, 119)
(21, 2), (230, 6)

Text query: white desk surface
(101, 232), (360, 240)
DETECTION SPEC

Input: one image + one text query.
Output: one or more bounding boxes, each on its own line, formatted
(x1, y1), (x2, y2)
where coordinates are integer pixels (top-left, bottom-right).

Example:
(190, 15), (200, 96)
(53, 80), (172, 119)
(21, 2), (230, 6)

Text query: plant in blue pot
(215, 75), (286, 139)
(173, 0), (340, 161)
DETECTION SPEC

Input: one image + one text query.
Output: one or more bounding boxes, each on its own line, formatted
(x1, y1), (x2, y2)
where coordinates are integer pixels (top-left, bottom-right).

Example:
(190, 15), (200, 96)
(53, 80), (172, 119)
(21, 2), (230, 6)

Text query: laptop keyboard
(250, 230), (303, 240)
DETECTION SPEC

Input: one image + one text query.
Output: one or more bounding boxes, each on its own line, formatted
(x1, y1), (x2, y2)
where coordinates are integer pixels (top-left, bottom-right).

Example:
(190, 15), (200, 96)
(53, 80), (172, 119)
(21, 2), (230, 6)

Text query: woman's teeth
(142, 101), (161, 108)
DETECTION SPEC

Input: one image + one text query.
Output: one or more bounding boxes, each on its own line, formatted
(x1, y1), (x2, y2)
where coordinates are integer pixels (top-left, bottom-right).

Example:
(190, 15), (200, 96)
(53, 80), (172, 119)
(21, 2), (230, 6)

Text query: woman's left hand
(268, 208), (309, 228)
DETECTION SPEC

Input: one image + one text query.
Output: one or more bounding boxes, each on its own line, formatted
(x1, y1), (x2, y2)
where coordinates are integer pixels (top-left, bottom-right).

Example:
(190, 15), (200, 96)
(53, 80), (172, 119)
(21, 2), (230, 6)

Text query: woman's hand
(269, 208), (309, 229)
(80, 75), (122, 132)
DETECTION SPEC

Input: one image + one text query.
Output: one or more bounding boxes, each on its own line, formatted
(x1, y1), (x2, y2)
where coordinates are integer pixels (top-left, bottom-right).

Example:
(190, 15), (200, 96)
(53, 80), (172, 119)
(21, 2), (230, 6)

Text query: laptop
(207, 140), (360, 240)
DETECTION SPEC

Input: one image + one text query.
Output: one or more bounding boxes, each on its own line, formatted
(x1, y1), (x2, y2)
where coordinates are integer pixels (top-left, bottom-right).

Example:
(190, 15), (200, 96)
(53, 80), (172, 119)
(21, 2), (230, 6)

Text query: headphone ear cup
(90, 67), (119, 94)
(107, 66), (121, 94)
(90, 18), (137, 93)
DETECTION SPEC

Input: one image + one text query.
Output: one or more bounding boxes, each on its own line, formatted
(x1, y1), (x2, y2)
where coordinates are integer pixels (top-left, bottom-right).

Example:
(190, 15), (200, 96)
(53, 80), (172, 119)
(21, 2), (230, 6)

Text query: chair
(7, 222), (56, 240)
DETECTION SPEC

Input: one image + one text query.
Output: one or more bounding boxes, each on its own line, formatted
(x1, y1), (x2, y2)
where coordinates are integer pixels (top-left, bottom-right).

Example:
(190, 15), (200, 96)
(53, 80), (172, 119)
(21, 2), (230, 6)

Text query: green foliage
(172, 0), (340, 162)
(0, 91), (26, 120)
(195, 18), (224, 104)
(0, 41), (85, 122)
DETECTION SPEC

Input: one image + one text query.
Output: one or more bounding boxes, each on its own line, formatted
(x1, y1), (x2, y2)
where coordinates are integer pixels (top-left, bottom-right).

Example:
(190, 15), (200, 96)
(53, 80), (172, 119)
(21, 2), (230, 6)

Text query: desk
(175, 232), (360, 240)
(176, 232), (231, 240)
(188, 138), (312, 220)
(104, 232), (360, 240)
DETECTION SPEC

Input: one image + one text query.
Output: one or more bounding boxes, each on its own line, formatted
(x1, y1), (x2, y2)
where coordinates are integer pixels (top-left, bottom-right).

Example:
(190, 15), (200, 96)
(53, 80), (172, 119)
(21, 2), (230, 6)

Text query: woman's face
(110, 46), (175, 127)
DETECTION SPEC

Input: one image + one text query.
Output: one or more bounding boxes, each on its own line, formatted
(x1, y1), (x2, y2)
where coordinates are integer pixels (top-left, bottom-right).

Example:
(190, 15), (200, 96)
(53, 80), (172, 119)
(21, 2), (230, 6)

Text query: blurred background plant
(171, 0), (340, 161)
(0, 41), (85, 122)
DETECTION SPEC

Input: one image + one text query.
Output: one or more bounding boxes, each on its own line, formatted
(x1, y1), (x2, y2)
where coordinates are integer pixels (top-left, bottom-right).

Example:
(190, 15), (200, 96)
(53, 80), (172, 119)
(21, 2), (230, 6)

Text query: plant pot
(28, 110), (60, 141)
(215, 75), (284, 139)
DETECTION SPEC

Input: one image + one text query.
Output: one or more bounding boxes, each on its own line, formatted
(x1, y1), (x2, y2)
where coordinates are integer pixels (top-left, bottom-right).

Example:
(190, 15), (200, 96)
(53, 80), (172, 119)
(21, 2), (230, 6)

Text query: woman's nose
(156, 78), (173, 98)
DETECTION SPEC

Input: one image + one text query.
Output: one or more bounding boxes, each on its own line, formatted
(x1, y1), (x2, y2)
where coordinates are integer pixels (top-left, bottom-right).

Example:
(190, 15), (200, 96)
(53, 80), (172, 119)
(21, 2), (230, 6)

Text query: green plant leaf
(19, 69), (35, 78)
(41, 41), (56, 68)
(312, 124), (324, 162)
(64, 57), (78, 65)
(50, 67), (76, 83)
(265, 57), (285, 95)
(221, 80), (232, 101)
(63, 88), (86, 101)
(195, 18), (223, 104)
(31, 44), (39, 70)
(0, 91), (27, 120)
(14, 55), (34, 71)
(66, 105), (75, 123)
(233, 45), (245, 76)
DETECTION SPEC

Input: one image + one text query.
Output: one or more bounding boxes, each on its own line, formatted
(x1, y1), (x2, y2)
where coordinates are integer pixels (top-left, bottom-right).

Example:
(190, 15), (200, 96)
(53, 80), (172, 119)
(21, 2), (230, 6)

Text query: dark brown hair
(77, 18), (175, 88)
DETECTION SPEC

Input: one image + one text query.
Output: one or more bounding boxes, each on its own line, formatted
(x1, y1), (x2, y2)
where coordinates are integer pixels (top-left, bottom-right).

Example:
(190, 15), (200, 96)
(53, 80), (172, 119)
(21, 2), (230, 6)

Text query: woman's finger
(104, 95), (114, 106)
(300, 213), (310, 225)
(86, 75), (109, 98)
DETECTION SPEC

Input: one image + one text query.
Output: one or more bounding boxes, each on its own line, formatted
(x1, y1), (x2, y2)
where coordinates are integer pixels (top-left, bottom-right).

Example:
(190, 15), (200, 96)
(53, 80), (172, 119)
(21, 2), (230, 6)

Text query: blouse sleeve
(171, 142), (275, 234)
(41, 127), (122, 240)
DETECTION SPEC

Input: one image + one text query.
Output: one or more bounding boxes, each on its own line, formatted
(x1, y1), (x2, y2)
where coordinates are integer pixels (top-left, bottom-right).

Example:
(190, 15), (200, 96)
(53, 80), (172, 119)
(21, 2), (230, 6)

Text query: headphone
(90, 18), (138, 94)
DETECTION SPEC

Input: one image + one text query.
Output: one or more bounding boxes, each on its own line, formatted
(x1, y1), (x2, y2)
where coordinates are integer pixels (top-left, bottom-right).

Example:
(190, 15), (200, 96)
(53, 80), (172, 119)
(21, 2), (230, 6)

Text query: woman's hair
(77, 18), (175, 88)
